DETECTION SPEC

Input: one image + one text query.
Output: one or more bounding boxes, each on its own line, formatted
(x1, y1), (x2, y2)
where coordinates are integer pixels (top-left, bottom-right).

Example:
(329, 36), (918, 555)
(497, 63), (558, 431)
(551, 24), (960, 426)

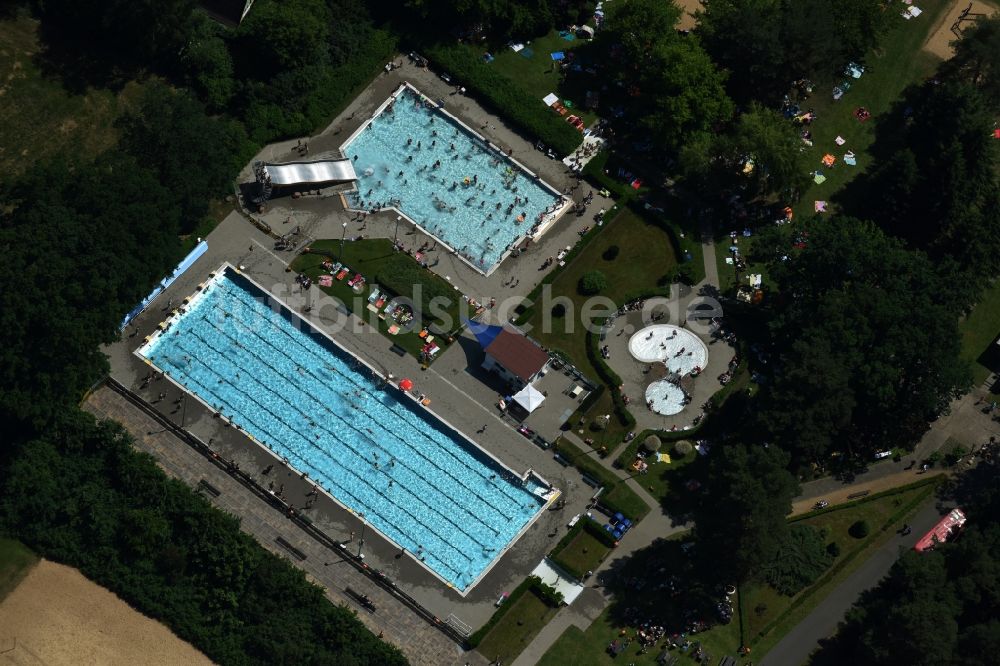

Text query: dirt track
(922, 0), (999, 60)
(790, 470), (946, 516)
(0, 560), (212, 666)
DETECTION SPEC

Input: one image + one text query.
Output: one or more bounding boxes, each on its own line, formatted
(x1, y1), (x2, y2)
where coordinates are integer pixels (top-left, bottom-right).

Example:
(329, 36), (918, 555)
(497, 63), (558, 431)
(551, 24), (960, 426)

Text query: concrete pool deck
(100, 211), (600, 664)
(237, 56), (614, 312)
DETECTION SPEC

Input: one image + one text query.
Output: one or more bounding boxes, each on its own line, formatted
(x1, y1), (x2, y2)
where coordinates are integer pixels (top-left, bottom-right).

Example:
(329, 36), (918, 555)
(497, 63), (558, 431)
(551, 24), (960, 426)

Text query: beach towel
(815, 200), (828, 212)
(822, 154), (836, 168)
(843, 152), (857, 166)
(520, 47), (534, 59)
(813, 171), (827, 184)
(835, 136), (846, 146)
(318, 275), (333, 287)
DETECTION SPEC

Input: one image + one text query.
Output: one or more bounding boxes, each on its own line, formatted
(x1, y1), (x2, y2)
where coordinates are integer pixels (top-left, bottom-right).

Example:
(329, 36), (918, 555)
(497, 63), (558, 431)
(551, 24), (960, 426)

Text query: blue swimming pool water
(342, 86), (562, 271)
(140, 271), (546, 590)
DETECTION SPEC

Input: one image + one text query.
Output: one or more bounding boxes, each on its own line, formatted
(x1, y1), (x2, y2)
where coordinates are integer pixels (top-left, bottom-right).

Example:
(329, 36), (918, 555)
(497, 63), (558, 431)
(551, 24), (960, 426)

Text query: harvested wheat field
(923, 0), (999, 59)
(0, 560), (212, 666)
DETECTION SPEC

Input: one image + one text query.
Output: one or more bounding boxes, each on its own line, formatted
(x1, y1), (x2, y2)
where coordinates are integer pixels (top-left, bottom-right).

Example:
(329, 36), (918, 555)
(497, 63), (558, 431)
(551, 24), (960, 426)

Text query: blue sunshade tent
(550, 51), (565, 61)
(466, 319), (503, 349)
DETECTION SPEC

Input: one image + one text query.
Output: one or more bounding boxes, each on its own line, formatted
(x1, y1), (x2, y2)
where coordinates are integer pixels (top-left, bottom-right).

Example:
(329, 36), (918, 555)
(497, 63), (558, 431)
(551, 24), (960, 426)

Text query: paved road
(760, 499), (948, 666)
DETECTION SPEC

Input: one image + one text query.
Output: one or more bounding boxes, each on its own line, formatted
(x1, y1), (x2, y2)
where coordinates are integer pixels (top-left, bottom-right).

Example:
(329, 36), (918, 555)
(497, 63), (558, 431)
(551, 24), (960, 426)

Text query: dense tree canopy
(697, 0), (898, 104)
(596, 0), (732, 152)
(0, 155), (182, 432)
(755, 218), (970, 467)
(941, 13), (1000, 105)
(692, 443), (799, 584)
(116, 82), (253, 230)
(0, 413), (407, 665)
(842, 81), (1000, 300)
(36, 0), (197, 74)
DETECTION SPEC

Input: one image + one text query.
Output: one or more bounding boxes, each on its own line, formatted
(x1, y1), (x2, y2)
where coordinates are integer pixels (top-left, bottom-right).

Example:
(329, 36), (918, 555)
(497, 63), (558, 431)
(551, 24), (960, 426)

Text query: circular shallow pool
(645, 380), (686, 416)
(628, 324), (708, 376)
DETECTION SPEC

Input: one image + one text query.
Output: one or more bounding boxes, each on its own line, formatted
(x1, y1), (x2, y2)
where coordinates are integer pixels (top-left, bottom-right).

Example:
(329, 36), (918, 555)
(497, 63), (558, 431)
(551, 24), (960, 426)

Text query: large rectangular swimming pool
(342, 84), (566, 273)
(138, 267), (551, 592)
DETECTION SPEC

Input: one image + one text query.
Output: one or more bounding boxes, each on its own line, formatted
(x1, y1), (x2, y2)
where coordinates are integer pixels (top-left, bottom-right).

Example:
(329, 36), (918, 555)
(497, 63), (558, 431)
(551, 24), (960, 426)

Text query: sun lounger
(335, 267), (350, 280)
(318, 275), (333, 287)
(368, 287), (382, 304)
(347, 273), (363, 287)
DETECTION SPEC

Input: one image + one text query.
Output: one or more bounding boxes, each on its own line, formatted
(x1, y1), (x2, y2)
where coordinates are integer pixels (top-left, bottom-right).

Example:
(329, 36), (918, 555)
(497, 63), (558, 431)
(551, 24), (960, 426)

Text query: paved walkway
(83, 385), (480, 666)
(761, 498), (948, 666)
(511, 432), (690, 665)
(240, 57), (615, 315)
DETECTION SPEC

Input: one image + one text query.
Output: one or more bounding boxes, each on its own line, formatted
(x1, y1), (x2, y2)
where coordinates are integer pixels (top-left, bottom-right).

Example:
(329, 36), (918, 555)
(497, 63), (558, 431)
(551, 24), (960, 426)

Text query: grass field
(549, 522), (612, 580)
(291, 238), (464, 359)
(526, 208), (678, 382)
(960, 279), (1000, 385)
(0, 14), (144, 177)
(713, 0), (952, 292)
(475, 589), (560, 664)
(0, 538), (38, 602)
(486, 29), (599, 126)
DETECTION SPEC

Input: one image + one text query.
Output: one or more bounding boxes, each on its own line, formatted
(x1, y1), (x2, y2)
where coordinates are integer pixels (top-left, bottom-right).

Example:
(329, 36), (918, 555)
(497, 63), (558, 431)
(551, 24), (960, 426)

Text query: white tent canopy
(542, 92), (559, 107)
(513, 384), (546, 413)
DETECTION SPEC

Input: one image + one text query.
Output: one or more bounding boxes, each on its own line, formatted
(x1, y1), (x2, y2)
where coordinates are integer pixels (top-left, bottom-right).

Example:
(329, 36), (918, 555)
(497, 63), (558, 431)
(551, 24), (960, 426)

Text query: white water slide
(263, 159), (357, 186)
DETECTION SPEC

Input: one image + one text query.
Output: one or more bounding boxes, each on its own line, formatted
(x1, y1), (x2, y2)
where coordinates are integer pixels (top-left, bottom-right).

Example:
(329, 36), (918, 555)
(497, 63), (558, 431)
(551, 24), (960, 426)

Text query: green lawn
(960, 279), (1000, 385)
(292, 239), (464, 360)
(550, 521), (612, 579)
(615, 440), (697, 501)
(796, 0), (950, 206)
(525, 208), (678, 383)
(476, 589), (560, 665)
(0, 14), (145, 176)
(0, 537), (38, 602)
(539, 603), (741, 666)
(487, 29), (599, 126)
(713, 0), (952, 293)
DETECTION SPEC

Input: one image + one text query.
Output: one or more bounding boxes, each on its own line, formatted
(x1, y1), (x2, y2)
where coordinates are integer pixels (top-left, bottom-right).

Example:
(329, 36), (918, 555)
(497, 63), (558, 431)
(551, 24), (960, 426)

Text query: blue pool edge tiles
(135, 264), (558, 595)
(339, 82), (572, 276)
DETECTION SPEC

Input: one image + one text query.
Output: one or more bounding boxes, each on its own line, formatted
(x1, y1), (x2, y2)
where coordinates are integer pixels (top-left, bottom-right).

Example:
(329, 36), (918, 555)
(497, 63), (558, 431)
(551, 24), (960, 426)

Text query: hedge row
(554, 438), (650, 520)
(586, 326), (636, 429)
(423, 44), (584, 156)
(466, 575), (563, 648)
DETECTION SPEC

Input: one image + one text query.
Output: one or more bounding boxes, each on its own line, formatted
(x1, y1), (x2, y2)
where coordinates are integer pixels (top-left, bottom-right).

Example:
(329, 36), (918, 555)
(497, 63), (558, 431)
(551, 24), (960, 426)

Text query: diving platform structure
(253, 157), (357, 202)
